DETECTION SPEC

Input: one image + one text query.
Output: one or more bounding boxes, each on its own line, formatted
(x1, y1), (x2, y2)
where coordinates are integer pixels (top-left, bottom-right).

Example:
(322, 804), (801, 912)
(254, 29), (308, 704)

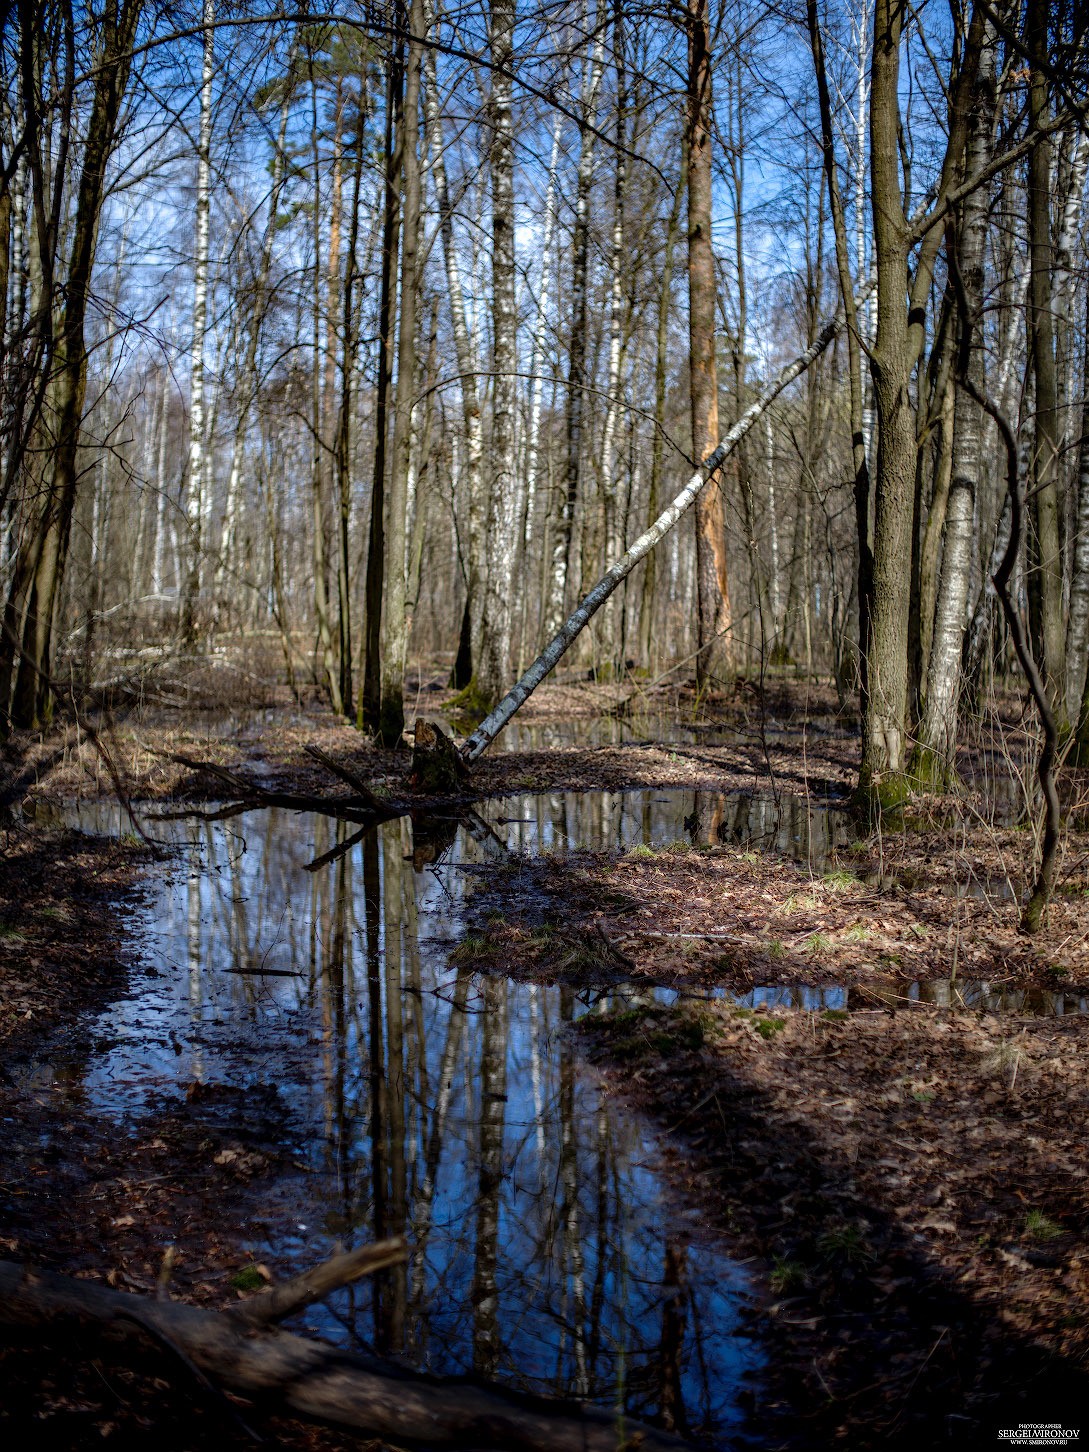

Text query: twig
(228, 1238), (408, 1329)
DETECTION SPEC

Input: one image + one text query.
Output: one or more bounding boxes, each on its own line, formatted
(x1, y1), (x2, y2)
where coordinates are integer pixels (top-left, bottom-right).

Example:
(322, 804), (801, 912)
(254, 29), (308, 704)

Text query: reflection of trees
(157, 805), (750, 1432)
(472, 973), (508, 1377)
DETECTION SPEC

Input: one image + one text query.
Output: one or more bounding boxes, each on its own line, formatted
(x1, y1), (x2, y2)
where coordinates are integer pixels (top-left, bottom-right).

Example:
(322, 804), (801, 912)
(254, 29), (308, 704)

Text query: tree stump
(409, 719), (468, 793)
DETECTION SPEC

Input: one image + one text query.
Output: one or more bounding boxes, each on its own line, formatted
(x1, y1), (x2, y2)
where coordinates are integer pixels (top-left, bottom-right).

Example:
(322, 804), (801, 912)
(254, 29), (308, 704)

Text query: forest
(0, 0), (1088, 1447)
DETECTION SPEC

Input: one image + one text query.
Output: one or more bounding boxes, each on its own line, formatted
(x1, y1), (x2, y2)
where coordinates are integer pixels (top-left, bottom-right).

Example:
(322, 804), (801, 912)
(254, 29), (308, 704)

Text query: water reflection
(54, 804), (757, 1442)
(476, 786), (852, 863)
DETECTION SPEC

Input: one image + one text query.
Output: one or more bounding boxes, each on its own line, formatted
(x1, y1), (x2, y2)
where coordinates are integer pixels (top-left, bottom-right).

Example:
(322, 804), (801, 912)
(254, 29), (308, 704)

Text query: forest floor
(2, 664), (1088, 1448)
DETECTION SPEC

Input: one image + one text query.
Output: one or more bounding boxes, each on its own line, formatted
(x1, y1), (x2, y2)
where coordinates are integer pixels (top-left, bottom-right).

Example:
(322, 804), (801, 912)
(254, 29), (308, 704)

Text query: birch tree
(915, 28), (997, 783)
(475, 0), (518, 708)
(181, 0), (215, 646)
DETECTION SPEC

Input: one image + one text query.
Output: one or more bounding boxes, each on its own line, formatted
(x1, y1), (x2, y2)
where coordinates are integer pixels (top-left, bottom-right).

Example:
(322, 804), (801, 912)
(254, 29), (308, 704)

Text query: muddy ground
(1, 675), (1088, 1449)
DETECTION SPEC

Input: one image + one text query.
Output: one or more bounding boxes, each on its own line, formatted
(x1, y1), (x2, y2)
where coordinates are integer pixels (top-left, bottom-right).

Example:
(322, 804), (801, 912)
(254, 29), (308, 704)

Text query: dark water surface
(51, 795), (765, 1445)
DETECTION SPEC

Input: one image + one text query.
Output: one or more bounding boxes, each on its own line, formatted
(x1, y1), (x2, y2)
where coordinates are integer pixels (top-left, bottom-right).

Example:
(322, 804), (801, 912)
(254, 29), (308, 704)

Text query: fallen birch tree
(461, 298), (863, 763)
(0, 1246), (692, 1451)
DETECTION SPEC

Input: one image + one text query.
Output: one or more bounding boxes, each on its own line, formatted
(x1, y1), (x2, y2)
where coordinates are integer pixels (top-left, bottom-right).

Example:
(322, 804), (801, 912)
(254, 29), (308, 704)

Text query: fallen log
(302, 743), (393, 814)
(0, 1256), (693, 1451)
(460, 290), (869, 764)
(166, 752), (400, 823)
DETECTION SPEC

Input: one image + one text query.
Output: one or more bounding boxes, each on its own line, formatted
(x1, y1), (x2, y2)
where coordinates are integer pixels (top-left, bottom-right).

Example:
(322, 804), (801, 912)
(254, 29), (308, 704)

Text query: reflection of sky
(57, 796), (763, 1442)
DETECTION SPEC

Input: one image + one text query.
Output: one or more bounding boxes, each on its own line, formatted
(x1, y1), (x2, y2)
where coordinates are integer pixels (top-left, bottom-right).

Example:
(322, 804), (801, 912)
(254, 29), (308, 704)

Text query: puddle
(639, 981), (1089, 1017)
(463, 785), (853, 863)
(43, 800), (759, 1442)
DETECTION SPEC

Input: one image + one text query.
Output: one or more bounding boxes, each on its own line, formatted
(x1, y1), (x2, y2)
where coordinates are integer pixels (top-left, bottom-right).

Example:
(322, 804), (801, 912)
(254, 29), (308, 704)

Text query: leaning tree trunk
(462, 295), (855, 761)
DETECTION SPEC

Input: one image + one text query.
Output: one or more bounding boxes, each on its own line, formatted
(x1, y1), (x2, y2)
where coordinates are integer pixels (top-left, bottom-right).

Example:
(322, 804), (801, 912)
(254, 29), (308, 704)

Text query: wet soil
(0, 829), (390, 1449)
(4, 679), (1089, 1449)
(577, 998), (1089, 1449)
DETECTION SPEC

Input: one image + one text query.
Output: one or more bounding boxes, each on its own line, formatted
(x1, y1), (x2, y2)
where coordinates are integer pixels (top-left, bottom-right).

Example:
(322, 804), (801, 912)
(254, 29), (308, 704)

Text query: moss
(229, 1265), (266, 1292)
(851, 768), (910, 826)
(448, 677), (493, 725)
(908, 743), (957, 792)
(754, 1015), (786, 1039)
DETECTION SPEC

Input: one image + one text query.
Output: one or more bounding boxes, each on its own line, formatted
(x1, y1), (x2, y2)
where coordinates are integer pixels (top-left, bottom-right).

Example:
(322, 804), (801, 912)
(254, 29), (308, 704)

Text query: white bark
(462, 298), (856, 760)
(183, 0), (214, 632)
(1066, 285), (1089, 716)
(521, 111), (563, 556)
(918, 30), (995, 772)
(422, 0), (486, 660)
(219, 55), (296, 583)
(476, 0), (518, 704)
(545, 10), (607, 637)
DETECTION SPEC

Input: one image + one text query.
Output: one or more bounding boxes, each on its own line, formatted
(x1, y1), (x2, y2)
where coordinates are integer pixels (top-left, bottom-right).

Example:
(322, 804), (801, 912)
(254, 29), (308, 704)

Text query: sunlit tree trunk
(638, 137), (685, 669)
(597, 0), (627, 671)
(917, 30), (995, 781)
(422, 0), (485, 689)
(362, 36), (403, 730)
(180, 0), (214, 646)
(378, 0), (424, 743)
(857, 0), (982, 807)
(686, 0), (730, 686)
(475, 0), (517, 707)
(516, 110), (562, 668)
(218, 37), (297, 600)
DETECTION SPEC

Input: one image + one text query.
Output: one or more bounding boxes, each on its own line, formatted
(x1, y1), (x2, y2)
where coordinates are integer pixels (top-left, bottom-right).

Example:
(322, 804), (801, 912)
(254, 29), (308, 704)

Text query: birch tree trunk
(422, 0), (485, 688)
(475, 0), (518, 707)
(462, 297), (852, 761)
(596, 0), (627, 671)
(687, 0), (731, 687)
(916, 29), (996, 782)
(218, 37), (297, 596)
(857, 0), (982, 808)
(308, 51), (340, 713)
(1069, 287), (1089, 751)
(516, 109), (562, 669)
(808, 0), (872, 697)
(180, 0), (214, 646)
(378, 0), (424, 744)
